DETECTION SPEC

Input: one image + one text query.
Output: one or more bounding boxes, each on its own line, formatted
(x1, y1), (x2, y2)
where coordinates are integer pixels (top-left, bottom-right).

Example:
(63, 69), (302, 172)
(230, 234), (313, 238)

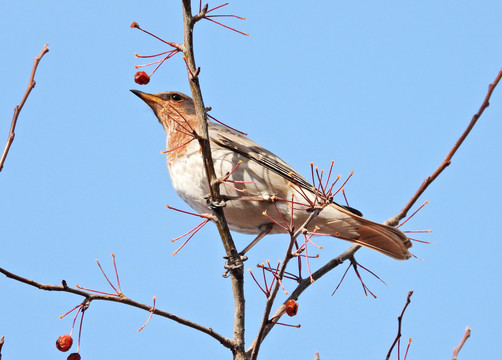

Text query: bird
(131, 90), (412, 260)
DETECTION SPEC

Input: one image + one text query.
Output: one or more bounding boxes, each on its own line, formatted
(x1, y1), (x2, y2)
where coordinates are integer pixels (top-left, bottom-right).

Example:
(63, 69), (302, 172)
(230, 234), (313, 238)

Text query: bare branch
(180, 2), (245, 358)
(249, 208), (321, 359)
(0, 266), (233, 349)
(191, 2), (208, 24)
(180, 0), (242, 266)
(246, 69), (502, 352)
(386, 67), (502, 226)
(247, 243), (359, 355)
(452, 326), (471, 360)
(0, 44), (49, 172)
(386, 290), (414, 360)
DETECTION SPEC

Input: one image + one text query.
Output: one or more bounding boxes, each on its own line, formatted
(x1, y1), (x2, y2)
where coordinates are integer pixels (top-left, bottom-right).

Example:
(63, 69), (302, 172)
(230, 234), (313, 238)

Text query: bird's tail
(355, 218), (412, 260)
(332, 206), (412, 260)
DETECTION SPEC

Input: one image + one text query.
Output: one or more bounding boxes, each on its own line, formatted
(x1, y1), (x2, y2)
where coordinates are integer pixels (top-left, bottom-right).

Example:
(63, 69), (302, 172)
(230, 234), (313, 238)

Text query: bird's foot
(222, 254), (248, 277)
(204, 194), (227, 210)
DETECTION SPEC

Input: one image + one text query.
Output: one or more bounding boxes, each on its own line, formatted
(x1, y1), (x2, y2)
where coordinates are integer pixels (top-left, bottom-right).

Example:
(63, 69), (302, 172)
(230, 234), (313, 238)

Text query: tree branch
(0, 266), (233, 349)
(386, 290), (413, 360)
(2, 7), (499, 360)
(246, 67), (502, 353)
(0, 44), (49, 172)
(452, 326), (471, 360)
(249, 209), (321, 359)
(180, 2), (245, 358)
(386, 67), (502, 226)
(247, 243), (359, 355)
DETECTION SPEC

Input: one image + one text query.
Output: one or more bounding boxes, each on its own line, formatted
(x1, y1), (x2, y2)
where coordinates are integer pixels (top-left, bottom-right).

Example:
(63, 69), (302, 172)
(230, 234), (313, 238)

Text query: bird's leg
(239, 223), (274, 257)
(203, 167), (244, 209)
(222, 223), (274, 277)
(204, 194), (272, 209)
(222, 195), (271, 202)
(204, 194), (226, 209)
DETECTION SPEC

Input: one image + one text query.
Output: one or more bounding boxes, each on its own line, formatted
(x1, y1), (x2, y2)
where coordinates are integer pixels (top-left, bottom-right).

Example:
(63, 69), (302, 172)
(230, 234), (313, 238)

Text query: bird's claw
(222, 254), (248, 277)
(204, 195), (226, 210)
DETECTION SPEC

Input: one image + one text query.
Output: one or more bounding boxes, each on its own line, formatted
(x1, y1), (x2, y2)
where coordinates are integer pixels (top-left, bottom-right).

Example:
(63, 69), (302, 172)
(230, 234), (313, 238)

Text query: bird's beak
(131, 90), (162, 111)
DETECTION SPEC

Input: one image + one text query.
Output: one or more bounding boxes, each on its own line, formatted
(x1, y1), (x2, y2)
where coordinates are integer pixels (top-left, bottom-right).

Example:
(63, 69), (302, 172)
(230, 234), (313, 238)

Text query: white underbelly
(166, 142), (358, 237)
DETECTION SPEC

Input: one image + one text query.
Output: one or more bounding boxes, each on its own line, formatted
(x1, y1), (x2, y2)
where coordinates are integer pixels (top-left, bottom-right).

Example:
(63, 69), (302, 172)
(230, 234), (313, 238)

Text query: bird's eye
(171, 93), (183, 101)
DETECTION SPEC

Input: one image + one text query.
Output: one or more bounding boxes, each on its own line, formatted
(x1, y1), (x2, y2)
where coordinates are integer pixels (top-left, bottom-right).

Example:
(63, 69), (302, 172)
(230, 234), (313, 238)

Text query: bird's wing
(208, 122), (313, 191)
(209, 122), (363, 216)
(209, 123), (411, 259)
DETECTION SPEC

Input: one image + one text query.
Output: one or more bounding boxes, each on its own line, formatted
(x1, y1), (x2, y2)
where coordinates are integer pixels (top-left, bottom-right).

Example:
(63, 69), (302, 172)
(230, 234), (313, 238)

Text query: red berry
(130, 21), (139, 28)
(285, 299), (299, 317)
(56, 334), (73, 352)
(67, 353), (81, 360)
(134, 71), (150, 85)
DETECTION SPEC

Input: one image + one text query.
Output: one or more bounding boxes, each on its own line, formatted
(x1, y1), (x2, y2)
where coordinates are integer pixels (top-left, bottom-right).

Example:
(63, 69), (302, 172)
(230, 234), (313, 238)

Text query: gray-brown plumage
(132, 90), (412, 260)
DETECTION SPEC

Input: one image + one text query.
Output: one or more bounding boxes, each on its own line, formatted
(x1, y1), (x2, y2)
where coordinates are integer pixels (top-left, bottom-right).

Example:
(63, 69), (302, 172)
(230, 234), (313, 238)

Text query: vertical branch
(0, 44), (49, 172)
(179, 1), (241, 263)
(180, 1), (245, 358)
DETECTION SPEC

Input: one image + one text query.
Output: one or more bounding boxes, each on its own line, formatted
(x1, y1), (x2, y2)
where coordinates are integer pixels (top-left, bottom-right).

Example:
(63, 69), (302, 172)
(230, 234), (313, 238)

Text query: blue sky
(1, 1), (502, 359)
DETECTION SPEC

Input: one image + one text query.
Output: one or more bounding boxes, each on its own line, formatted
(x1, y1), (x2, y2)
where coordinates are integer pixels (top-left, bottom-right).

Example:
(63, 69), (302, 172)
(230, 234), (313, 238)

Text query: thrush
(132, 90), (412, 260)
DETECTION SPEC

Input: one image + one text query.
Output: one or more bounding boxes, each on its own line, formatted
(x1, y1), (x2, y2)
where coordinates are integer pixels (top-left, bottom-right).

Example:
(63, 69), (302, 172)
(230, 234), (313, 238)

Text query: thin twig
(386, 291), (414, 360)
(452, 326), (471, 360)
(0, 44), (49, 172)
(386, 68), (502, 226)
(138, 297), (157, 332)
(0, 266), (233, 349)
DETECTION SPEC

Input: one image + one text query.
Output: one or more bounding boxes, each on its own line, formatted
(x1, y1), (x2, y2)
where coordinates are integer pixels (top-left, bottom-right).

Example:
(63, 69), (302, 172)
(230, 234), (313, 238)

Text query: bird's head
(131, 90), (196, 131)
